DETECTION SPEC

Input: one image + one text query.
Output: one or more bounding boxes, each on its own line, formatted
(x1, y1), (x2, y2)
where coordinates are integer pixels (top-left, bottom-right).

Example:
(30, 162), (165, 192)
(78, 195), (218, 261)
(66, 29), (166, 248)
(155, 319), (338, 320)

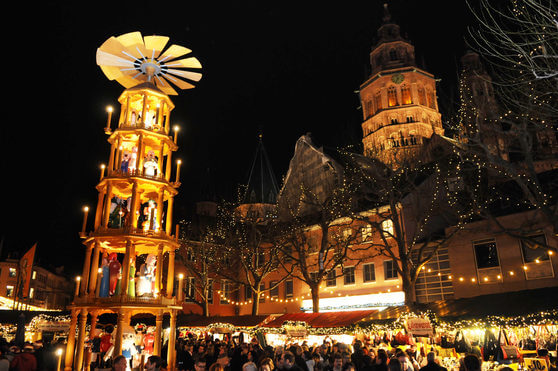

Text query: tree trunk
(203, 299), (209, 317)
(311, 286), (320, 313)
(402, 273), (417, 309)
(251, 296), (260, 316)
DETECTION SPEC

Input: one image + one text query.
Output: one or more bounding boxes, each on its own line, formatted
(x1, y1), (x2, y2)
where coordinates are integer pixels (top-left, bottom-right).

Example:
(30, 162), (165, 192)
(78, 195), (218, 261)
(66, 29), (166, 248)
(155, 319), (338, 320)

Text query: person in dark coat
(418, 353), (447, 371)
(10, 344), (37, 371)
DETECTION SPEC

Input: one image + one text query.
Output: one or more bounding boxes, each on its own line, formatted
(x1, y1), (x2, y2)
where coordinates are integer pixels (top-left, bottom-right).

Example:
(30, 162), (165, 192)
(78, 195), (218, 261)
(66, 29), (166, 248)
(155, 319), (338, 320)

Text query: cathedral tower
(66, 32), (202, 371)
(360, 4), (444, 165)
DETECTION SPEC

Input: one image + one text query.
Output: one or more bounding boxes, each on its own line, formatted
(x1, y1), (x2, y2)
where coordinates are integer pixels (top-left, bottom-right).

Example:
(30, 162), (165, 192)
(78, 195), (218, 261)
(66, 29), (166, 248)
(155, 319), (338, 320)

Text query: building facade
(0, 260), (73, 310)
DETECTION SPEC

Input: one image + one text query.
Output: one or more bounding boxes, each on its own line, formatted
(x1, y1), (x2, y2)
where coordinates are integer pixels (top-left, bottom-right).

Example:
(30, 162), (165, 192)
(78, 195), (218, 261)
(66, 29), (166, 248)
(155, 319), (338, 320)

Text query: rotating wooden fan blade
(166, 69), (203, 82)
(116, 75), (143, 89)
(159, 44), (192, 61)
(164, 74), (196, 90)
(96, 49), (136, 68)
(165, 57), (202, 69)
(155, 79), (179, 95)
(116, 31), (148, 60)
(97, 36), (130, 59)
(97, 32), (202, 93)
(144, 35), (170, 59)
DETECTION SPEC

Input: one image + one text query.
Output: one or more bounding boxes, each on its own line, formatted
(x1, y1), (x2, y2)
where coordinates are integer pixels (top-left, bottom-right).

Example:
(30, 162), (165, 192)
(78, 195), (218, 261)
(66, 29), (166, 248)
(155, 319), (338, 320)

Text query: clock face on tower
(391, 73), (404, 84)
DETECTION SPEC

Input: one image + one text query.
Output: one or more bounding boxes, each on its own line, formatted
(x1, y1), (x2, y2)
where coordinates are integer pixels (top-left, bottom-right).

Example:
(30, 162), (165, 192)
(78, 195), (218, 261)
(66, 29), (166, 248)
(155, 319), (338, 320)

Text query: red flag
(19, 243), (36, 298)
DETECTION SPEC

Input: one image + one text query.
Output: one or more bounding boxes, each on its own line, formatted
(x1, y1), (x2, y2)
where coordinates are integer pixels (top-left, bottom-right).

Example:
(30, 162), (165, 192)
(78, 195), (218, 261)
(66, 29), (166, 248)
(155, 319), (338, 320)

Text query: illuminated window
(382, 219), (394, 237)
(361, 224), (372, 242)
(284, 279), (293, 298)
(520, 234), (549, 263)
(388, 87), (398, 107)
(185, 277), (195, 302)
(6, 286), (14, 297)
(245, 284), (252, 300)
(375, 93), (382, 112)
(270, 281), (279, 298)
(384, 260), (398, 280)
(326, 270), (337, 287)
(473, 240), (500, 269)
(9, 268), (16, 278)
(32, 271), (37, 280)
(363, 263), (376, 282)
(29, 288), (34, 299)
(220, 280), (231, 304)
(401, 85), (412, 104)
(343, 267), (355, 285)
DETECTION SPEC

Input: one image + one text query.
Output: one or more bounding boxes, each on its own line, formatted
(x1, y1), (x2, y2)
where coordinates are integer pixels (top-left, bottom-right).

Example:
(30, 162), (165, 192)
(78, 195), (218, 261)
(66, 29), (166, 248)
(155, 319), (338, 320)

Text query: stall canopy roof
(366, 287), (558, 321)
(264, 310), (377, 328)
(178, 314), (269, 328)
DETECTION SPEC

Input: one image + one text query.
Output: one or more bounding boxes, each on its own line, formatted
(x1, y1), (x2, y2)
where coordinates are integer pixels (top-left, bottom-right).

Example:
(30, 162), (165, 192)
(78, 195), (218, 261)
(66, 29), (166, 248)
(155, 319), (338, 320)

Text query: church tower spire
(360, 4), (444, 165)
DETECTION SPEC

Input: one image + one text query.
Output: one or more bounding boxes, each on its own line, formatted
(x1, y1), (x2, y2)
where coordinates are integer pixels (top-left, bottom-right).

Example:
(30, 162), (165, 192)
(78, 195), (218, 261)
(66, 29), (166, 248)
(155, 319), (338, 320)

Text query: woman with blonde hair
(258, 357), (274, 371)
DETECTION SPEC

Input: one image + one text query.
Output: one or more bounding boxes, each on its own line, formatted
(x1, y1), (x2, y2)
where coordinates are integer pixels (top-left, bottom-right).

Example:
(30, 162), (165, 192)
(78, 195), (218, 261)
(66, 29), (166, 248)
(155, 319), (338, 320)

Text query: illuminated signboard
(301, 291), (405, 312)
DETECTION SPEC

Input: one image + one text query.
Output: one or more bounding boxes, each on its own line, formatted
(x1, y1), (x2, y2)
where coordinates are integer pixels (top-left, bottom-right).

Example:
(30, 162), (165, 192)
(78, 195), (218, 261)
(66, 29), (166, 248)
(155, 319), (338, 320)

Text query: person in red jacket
(10, 344), (37, 371)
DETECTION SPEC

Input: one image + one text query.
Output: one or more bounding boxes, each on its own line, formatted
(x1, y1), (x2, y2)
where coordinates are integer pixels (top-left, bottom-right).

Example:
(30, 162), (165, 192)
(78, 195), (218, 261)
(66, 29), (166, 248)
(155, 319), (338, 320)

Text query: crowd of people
(0, 337), (66, 371)
(116, 335), (556, 371)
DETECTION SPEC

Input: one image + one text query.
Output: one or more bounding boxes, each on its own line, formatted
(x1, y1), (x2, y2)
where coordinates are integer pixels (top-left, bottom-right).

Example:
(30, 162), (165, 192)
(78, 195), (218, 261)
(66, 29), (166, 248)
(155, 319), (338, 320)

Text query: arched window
(418, 86), (426, 106)
(401, 84), (412, 105)
(375, 92), (382, 112)
(388, 86), (398, 107)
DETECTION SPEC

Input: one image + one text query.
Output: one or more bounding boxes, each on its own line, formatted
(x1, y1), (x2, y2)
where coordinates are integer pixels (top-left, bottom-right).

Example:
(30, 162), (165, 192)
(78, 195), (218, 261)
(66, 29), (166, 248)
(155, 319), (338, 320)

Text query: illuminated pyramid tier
(65, 32), (202, 371)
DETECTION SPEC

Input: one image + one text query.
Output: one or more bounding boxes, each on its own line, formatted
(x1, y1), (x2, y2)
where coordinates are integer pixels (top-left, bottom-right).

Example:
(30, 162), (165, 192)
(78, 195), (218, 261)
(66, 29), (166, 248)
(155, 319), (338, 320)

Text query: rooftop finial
(382, 3), (391, 23)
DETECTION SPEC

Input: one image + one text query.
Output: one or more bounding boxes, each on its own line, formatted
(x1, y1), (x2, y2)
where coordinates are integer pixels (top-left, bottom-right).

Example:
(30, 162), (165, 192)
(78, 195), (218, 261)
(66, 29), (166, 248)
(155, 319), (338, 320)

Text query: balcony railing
(74, 294), (176, 307)
(118, 122), (168, 135)
(107, 168), (167, 182)
(91, 226), (176, 240)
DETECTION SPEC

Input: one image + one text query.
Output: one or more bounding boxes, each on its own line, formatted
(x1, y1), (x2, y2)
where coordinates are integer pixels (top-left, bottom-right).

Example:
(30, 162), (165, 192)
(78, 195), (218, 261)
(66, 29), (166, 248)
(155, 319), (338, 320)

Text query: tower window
(388, 87), (398, 107)
(418, 87), (426, 106)
(389, 49), (398, 61)
(375, 93), (382, 112)
(401, 85), (412, 105)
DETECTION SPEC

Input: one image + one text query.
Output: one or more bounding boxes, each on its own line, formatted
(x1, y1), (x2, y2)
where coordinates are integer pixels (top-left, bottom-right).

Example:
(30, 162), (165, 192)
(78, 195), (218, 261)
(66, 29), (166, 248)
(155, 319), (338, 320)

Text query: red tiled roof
(263, 310), (377, 328)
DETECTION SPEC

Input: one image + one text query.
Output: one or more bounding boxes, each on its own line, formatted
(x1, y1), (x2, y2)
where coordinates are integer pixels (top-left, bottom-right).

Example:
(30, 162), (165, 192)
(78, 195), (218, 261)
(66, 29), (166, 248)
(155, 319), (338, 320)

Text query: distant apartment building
(0, 259), (74, 310)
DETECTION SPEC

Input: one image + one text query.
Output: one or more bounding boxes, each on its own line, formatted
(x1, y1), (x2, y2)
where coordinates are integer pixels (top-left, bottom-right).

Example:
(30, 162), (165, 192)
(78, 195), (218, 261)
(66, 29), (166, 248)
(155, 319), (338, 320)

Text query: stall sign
(36, 322), (70, 332)
(406, 318), (433, 336)
(524, 358), (549, 371)
(284, 324), (307, 337)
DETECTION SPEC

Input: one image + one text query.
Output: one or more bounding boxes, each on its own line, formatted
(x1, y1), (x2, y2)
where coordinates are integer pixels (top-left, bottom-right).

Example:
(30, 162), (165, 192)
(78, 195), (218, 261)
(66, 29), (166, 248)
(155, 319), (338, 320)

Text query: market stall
(177, 315), (270, 344)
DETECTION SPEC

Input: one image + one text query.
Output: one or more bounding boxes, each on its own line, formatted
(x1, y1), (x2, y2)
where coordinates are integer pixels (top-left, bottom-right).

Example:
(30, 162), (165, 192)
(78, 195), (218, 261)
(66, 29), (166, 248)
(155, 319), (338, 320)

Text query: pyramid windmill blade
(159, 44), (192, 61)
(116, 31), (148, 60)
(165, 57), (202, 69)
(116, 75), (143, 88)
(97, 32), (202, 94)
(164, 74), (196, 90)
(97, 36), (131, 59)
(144, 35), (170, 59)
(96, 49), (136, 68)
(166, 69), (203, 82)
(154, 76), (179, 95)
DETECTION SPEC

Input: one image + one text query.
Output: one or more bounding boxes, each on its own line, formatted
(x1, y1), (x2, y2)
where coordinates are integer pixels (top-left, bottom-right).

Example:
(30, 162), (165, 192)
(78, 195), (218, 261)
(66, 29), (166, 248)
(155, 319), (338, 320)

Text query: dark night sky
(1, 1), (474, 276)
